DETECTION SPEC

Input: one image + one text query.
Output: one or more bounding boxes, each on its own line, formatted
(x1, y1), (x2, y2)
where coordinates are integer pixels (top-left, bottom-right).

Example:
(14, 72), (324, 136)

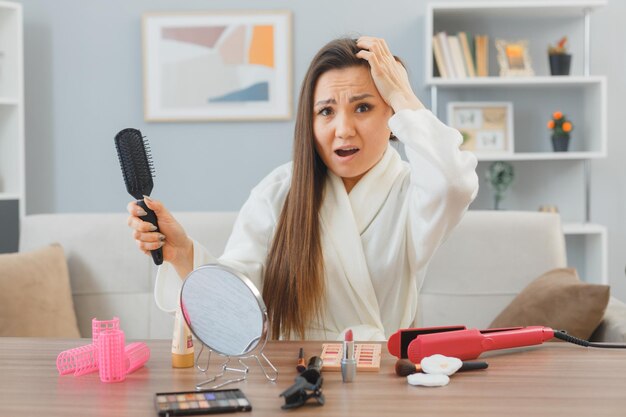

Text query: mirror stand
(194, 343), (278, 390)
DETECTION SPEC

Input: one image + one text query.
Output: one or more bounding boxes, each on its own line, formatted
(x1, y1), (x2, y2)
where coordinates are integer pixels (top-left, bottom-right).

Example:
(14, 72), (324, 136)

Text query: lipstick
(341, 329), (356, 382)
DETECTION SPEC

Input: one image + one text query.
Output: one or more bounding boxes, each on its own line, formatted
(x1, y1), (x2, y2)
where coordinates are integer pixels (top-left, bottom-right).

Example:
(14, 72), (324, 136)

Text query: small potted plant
(486, 161), (514, 210)
(547, 111), (573, 152)
(548, 36), (571, 76)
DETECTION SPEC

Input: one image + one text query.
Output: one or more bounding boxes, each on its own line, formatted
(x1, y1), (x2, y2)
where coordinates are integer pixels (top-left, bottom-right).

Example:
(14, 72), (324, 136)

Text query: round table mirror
(180, 264), (268, 357)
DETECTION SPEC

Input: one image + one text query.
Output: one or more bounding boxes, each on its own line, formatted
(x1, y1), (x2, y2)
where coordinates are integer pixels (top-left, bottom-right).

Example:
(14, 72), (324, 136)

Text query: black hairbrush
(114, 128), (163, 265)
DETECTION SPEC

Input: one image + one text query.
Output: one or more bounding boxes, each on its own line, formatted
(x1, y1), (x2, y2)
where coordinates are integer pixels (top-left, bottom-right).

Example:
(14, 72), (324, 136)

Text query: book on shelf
(458, 32), (476, 77)
(448, 35), (467, 78)
(475, 34), (489, 77)
(432, 35), (448, 78)
(433, 31), (481, 79)
(435, 31), (457, 78)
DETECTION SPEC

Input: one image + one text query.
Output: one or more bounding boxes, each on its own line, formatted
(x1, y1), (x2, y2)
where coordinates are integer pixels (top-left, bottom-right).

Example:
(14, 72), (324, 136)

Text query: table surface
(1, 337), (626, 417)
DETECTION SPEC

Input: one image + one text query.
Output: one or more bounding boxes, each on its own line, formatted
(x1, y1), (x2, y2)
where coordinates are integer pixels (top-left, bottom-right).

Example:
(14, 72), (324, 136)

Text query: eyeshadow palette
(154, 388), (251, 416)
(320, 343), (381, 372)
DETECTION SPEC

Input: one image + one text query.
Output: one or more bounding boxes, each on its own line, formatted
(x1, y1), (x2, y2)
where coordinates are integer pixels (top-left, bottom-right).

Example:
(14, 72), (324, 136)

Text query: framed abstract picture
(142, 11), (292, 121)
(447, 102), (514, 157)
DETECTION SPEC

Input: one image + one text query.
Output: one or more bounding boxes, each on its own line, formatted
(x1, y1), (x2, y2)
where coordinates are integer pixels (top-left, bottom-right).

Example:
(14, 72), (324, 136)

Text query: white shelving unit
(429, 77), (606, 159)
(562, 223), (607, 284)
(0, 1), (25, 253)
(426, 1), (608, 283)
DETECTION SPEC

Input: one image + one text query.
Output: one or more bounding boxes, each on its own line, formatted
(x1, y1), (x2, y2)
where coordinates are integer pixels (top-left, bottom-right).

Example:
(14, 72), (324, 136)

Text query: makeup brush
(395, 359), (423, 376)
(395, 359), (488, 376)
(296, 348), (306, 373)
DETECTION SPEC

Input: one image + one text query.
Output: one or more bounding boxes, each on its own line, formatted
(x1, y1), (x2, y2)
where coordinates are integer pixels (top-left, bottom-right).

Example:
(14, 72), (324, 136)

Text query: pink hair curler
(57, 317), (150, 381)
(56, 343), (99, 376)
(124, 342), (151, 374)
(98, 329), (126, 383)
(91, 316), (120, 344)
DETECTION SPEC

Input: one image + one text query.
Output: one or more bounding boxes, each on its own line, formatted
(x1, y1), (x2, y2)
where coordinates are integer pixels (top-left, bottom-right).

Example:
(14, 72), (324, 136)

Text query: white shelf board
(475, 151), (605, 161)
(0, 193), (20, 201)
(427, 76), (605, 88)
(430, 1), (607, 19)
(0, 97), (19, 105)
(0, 1), (21, 11)
(562, 223), (606, 235)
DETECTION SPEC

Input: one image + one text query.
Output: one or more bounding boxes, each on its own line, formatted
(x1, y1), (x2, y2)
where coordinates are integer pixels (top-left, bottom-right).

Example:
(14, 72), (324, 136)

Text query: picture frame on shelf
(142, 10), (292, 122)
(495, 39), (534, 77)
(447, 101), (514, 156)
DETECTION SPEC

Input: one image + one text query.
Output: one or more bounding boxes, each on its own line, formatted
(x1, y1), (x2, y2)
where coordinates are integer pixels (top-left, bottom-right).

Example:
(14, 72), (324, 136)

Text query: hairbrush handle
(137, 199), (163, 265)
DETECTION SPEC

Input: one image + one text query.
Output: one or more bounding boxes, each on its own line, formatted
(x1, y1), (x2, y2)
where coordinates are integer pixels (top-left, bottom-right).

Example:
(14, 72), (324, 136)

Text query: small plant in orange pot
(547, 111), (573, 152)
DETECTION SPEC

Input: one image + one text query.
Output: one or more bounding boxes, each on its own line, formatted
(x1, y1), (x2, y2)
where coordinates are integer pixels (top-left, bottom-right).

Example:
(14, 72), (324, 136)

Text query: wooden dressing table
(1, 338), (625, 416)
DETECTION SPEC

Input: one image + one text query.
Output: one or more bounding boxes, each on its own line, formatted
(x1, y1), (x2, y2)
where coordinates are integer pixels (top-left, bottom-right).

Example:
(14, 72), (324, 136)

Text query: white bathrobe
(155, 109), (478, 341)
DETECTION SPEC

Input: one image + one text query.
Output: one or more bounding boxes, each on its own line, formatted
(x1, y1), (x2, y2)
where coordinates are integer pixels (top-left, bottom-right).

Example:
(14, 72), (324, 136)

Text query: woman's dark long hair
(263, 39), (370, 339)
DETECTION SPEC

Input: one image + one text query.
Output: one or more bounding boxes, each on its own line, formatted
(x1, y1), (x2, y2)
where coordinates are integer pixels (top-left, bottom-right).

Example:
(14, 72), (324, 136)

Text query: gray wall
(14, 0), (626, 300)
(21, 0), (427, 214)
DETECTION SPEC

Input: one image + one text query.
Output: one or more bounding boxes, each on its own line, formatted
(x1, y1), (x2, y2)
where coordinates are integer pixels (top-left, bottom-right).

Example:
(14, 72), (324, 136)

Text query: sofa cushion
(589, 297), (626, 343)
(19, 212), (239, 339)
(489, 268), (609, 340)
(420, 211), (566, 328)
(0, 244), (81, 337)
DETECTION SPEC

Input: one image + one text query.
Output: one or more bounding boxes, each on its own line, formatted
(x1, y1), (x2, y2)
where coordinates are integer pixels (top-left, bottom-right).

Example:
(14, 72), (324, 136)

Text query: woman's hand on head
(126, 198), (193, 277)
(356, 36), (424, 112)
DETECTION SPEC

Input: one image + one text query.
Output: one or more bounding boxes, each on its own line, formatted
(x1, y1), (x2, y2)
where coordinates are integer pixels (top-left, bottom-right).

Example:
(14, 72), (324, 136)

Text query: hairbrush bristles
(114, 128), (155, 199)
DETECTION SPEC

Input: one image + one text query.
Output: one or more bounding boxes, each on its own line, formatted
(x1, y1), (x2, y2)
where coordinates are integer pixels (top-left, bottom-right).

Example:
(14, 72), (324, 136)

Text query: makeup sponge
(420, 354), (463, 376)
(407, 373), (450, 387)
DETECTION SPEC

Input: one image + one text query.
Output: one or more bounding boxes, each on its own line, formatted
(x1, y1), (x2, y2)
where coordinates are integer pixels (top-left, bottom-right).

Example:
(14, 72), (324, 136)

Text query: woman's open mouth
(335, 147), (359, 157)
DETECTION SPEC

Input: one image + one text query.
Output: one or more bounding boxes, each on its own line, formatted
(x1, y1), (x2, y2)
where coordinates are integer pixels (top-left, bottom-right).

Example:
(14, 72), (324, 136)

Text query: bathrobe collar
(319, 145), (404, 335)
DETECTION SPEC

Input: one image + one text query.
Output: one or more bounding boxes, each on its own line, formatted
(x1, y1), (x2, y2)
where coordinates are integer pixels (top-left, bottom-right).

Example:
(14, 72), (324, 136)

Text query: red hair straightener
(388, 325), (626, 363)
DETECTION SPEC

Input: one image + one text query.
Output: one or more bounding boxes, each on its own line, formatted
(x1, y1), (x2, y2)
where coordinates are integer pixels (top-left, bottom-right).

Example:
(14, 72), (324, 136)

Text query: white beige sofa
(19, 211), (626, 341)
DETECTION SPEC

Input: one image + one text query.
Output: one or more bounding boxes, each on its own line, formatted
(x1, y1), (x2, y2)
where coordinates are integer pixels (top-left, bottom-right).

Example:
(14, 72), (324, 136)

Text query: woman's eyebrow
(314, 93), (375, 108)
(349, 93), (374, 102)
(314, 98), (336, 107)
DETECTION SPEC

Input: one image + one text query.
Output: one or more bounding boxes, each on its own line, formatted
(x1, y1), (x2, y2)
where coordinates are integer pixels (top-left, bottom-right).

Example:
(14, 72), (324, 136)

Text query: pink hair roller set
(56, 317), (150, 383)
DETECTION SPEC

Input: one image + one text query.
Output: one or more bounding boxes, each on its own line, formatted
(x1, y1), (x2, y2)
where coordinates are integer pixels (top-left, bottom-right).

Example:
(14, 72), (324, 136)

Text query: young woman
(127, 37), (478, 341)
